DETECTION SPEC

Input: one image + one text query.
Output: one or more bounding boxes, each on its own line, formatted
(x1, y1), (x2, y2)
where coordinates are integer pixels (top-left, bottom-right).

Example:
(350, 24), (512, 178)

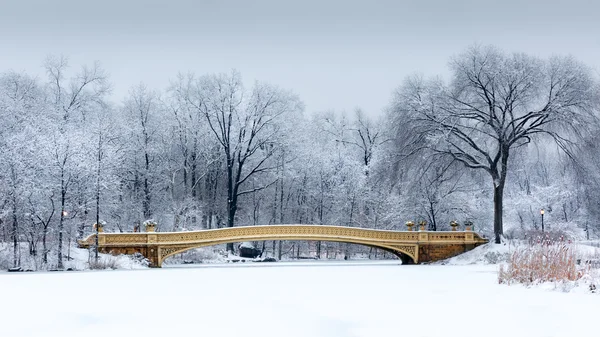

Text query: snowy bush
(130, 252), (150, 267)
(89, 256), (121, 270)
(579, 270), (598, 293)
(0, 246), (11, 270)
(498, 234), (593, 288)
(163, 247), (226, 264)
(483, 251), (510, 264)
(524, 229), (572, 245)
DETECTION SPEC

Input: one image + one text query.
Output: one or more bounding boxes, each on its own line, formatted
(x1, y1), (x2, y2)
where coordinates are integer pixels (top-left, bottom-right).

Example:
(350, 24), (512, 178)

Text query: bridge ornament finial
(418, 221), (427, 231)
(464, 221), (473, 231)
(450, 221), (459, 231)
(405, 221), (415, 231)
(144, 220), (157, 233)
(93, 222), (105, 233)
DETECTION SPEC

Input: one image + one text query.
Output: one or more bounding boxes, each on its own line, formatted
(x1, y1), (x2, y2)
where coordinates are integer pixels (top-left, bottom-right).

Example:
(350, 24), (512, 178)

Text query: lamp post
(585, 222), (590, 240)
(540, 209), (545, 232)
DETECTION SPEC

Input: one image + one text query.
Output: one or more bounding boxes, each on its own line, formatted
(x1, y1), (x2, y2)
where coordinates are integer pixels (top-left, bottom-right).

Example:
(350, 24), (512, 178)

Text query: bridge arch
(158, 238), (417, 266)
(78, 224), (488, 267)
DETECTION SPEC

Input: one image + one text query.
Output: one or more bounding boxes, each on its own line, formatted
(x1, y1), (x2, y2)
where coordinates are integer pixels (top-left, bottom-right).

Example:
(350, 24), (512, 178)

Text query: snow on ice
(1, 255), (599, 337)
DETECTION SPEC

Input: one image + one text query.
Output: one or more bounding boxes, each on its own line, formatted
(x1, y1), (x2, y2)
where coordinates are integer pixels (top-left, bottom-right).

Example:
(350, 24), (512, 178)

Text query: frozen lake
(1, 260), (597, 337)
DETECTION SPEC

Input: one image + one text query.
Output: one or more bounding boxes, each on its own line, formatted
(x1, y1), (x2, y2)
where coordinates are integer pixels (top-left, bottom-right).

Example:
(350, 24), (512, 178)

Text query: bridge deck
(78, 224), (488, 267)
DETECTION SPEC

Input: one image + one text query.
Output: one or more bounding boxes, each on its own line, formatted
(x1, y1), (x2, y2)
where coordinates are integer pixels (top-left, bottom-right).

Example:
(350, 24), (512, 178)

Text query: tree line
(1, 45), (599, 269)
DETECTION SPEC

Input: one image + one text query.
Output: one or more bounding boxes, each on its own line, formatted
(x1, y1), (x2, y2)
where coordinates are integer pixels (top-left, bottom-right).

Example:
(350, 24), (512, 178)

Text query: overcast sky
(1, 0), (599, 116)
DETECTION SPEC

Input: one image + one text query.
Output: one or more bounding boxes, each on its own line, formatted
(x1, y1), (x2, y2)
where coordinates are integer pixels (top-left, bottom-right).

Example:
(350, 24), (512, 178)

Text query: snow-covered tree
(391, 45), (599, 243)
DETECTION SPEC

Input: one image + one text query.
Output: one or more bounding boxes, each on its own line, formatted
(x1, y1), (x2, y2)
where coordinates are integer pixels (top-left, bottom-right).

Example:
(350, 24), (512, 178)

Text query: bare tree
(45, 55), (109, 268)
(348, 109), (383, 169)
(394, 45), (599, 243)
(27, 191), (55, 265)
(123, 84), (159, 221)
(0, 71), (42, 268)
(186, 71), (302, 252)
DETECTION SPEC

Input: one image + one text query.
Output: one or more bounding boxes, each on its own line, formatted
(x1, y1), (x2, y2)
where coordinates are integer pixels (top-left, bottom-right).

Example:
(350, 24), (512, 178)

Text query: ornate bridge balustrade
(77, 224), (488, 267)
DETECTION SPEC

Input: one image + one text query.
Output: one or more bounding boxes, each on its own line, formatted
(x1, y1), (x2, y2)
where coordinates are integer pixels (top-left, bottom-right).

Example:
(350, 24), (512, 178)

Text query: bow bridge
(78, 224), (488, 267)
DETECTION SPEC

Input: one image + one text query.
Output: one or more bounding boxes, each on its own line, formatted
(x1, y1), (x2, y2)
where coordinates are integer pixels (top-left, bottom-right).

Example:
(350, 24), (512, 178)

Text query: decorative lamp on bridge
(92, 222), (104, 233)
(450, 221), (459, 231)
(144, 220), (157, 233)
(464, 221), (473, 231)
(405, 221), (415, 231)
(418, 221), (427, 231)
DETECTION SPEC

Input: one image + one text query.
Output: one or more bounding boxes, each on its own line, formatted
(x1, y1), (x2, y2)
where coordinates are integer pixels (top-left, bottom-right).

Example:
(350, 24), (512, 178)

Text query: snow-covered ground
(0, 244), (149, 271)
(1, 260), (599, 337)
(444, 240), (600, 266)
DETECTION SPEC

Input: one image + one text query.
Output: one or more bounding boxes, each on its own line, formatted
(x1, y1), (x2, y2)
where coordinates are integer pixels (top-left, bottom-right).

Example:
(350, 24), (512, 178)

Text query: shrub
(130, 252), (150, 267)
(498, 234), (581, 285)
(523, 229), (571, 245)
(484, 251), (510, 264)
(166, 247), (225, 264)
(89, 256), (120, 270)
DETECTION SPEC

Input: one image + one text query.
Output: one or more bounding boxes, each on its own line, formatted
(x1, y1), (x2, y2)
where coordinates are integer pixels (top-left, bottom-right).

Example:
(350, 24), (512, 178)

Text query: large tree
(123, 84), (162, 222)
(0, 71), (41, 268)
(392, 45), (599, 243)
(185, 71), (303, 252)
(45, 55), (109, 268)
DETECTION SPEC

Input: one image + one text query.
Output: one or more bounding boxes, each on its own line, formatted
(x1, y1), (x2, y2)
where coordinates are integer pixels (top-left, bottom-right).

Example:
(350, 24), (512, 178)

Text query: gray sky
(1, 0), (599, 116)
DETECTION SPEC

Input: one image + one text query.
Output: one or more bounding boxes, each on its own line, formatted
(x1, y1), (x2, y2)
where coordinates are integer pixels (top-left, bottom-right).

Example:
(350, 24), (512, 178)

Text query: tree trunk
(191, 149), (197, 199)
(429, 202), (437, 231)
(344, 194), (355, 260)
(42, 224), (48, 264)
(95, 136), (102, 262)
(28, 234), (36, 256)
(10, 163), (19, 268)
(316, 185), (324, 259)
(226, 204), (236, 252)
(57, 172), (66, 270)
(77, 199), (87, 240)
(278, 241), (282, 260)
(493, 183), (504, 244)
(226, 155), (235, 252)
(493, 148), (509, 244)
(208, 167), (220, 230)
(183, 156), (188, 195)
(12, 193), (18, 268)
(143, 152), (151, 219)
(277, 168), (285, 260)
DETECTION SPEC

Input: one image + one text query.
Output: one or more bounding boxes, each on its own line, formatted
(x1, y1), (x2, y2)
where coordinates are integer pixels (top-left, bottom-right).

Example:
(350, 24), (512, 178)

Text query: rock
(239, 246), (262, 258)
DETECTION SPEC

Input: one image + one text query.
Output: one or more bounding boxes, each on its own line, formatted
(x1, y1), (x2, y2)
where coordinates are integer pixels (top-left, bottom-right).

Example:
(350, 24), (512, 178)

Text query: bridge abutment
(98, 246), (160, 267)
(418, 243), (477, 263)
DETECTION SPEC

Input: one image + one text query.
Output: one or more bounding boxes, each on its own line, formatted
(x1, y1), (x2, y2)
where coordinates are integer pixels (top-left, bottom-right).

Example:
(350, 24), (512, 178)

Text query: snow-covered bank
(443, 241), (511, 265)
(0, 244), (149, 272)
(444, 241), (600, 266)
(444, 241), (599, 294)
(1, 262), (599, 337)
